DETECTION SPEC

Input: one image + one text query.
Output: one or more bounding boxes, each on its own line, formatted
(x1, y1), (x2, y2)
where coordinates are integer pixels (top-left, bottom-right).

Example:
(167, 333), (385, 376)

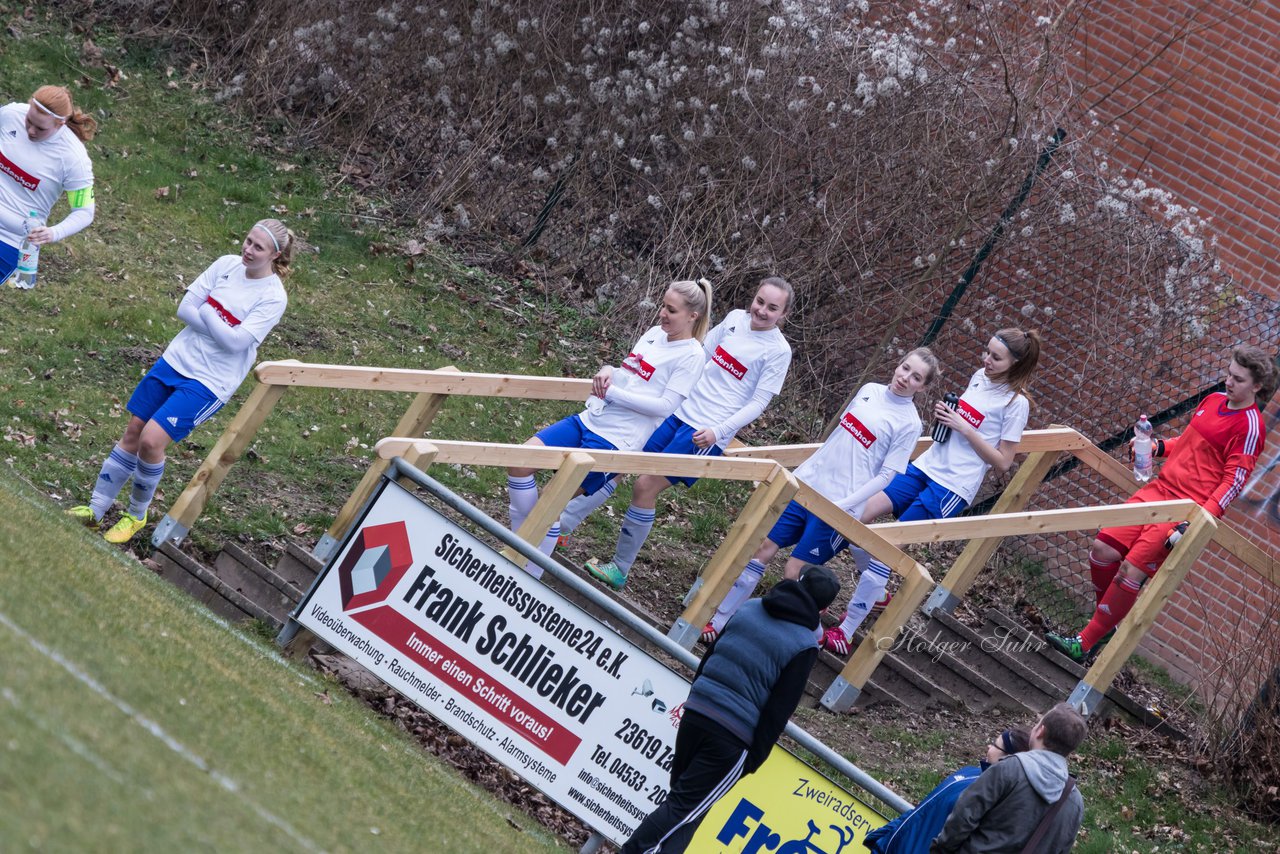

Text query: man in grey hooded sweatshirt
(931, 702), (1086, 853)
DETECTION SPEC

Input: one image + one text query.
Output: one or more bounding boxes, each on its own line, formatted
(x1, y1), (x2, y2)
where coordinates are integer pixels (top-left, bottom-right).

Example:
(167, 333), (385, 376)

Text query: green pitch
(0, 475), (567, 852)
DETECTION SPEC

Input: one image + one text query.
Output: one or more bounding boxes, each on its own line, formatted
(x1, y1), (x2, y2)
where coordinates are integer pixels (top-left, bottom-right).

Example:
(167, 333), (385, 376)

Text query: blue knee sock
(612, 504), (656, 572)
(90, 444), (138, 520)
(127, 457), (166, 518)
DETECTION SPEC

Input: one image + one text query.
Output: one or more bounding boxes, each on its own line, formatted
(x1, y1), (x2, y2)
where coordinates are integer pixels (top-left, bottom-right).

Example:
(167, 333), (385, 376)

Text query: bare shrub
(60, 0), (1240, 404)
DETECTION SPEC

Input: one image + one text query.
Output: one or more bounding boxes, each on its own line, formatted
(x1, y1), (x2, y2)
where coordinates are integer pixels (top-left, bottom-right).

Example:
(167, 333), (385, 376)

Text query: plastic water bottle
(13, 210), (43, 290)
(1132, 414), (1154, 482)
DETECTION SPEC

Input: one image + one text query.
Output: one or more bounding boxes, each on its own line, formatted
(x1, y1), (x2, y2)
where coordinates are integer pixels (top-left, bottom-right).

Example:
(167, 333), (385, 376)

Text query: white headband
(30, 98), (69, 121)
(253, 222), (281, 252)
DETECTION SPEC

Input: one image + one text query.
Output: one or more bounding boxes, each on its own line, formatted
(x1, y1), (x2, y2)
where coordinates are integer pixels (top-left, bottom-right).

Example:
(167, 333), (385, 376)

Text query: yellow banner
(690, 747), (888, 852)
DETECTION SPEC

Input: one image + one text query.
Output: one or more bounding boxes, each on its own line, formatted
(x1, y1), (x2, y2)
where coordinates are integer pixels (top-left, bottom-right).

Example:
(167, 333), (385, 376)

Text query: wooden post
(396, 442), (441, 489)
(1212, 524), (1280, 587)
(315, 374), (457, 560)
(671, 466), (798, 649)
(152, 382), (288, 547)
(823, 564), (933, 712)
(502, 452), (596, 565)
(925, 447), (1061, 614)
(1069, 509), (1217, 715)
(1070, 441), (1142, 494)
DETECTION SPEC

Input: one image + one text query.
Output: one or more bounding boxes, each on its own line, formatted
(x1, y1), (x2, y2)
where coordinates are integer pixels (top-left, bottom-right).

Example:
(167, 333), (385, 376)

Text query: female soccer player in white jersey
(862, 328), (1041, 522)
(822, 328), (1041, 653)
(68, 220), (294, 543)
(506, 279), (712, 576)
(0, 85), (97, 286)
(702, 348), (940, 650)
(558, 277), (794, 591)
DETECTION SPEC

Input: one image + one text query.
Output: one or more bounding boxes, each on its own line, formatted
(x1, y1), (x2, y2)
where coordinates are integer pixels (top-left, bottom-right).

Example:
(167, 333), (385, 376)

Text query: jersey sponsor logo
(206, 295), (242, 326)
(621, 352), (656, 381)
(839, 412), (877, 449)
(956, 399), (985, 429)
(167, 416), (179, 427)
(0, 150), (39, 191)
(711, 345), (748, 380)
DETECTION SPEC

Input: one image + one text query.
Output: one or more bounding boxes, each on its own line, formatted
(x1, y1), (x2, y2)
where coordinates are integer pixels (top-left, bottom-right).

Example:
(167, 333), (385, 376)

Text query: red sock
(1088, 554), (1122, 606)
(1080, 574), (1142, 649)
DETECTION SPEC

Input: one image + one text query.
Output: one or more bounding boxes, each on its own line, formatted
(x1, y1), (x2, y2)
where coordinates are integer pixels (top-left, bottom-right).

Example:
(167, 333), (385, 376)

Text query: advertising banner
(690, 749), (885, 853)
(294, 478), (887, 847)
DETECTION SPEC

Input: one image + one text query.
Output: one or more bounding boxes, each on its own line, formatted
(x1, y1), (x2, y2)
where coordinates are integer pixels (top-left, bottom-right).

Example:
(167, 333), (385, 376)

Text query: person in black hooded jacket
(621, 564), (841, 854)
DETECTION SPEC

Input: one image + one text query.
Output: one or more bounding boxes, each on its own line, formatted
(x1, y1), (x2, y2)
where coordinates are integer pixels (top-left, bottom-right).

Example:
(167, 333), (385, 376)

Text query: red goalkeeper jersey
(1158, 392), (1265, 517)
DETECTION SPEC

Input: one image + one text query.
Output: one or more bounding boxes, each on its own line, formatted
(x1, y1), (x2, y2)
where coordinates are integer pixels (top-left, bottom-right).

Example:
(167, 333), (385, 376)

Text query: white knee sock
(507, 475), (538, 532)
(537, 522), (560, 557)
(559, 479), (616, 534)
(522, 521), (562, 579)
(612, 504), (656, 571)
(839, 556), (891, 640)
(711, 559), (765, 632)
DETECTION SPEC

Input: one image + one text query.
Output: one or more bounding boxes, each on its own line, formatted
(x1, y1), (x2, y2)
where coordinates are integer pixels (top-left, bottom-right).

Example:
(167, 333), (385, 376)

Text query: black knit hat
(798, 564), (841, 611)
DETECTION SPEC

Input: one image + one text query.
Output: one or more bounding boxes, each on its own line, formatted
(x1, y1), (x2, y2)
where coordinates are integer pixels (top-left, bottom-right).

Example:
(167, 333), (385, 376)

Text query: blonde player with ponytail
(68, 220), (295, 543)
(507, 279), (711, 576)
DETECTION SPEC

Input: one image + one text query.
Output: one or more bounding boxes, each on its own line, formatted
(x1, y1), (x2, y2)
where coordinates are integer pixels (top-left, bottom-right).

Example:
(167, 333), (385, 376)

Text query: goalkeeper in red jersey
(1047, 345), (1277, 663)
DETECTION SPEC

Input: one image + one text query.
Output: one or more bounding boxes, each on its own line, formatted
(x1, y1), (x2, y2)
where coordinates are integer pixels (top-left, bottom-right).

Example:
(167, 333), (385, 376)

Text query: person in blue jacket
(863, 727), (1030, 854)
(622, 564), (841, 854)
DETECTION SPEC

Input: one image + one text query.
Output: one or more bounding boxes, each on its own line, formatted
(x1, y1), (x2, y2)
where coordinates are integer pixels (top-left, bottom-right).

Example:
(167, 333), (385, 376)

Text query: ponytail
(668, 278), (713, 342)
(993, 328), (1042, 402)
(253, 218), (297, 277)
(31, 85), (97, 141)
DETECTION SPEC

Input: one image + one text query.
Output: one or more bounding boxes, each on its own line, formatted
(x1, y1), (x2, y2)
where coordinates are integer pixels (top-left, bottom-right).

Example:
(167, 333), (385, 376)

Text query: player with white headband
(0, 85), (98, 286)
(67, 220), (294, 544)
(556, 277), (795, 591)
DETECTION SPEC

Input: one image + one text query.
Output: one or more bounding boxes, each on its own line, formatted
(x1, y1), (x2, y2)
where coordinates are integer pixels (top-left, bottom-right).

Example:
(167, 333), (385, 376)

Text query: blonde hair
(253, 218), (297, 277)
(904, 346), (942, 386)
(1233, 344), (1279, 403)
(666, 278), (713, 342)
(32, 85), (97, 141)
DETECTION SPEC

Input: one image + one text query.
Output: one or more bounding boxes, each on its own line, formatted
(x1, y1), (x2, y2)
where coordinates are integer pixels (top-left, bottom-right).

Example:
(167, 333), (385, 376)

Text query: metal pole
(388, 457), (914, 815)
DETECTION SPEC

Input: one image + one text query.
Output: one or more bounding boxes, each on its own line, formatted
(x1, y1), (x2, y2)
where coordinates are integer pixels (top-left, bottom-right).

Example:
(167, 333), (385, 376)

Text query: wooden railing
(151, 360), (595, 556)
(733, 426), (1278, 713)
(373, 438), (934, 703)
(164, 360), (1278, 715)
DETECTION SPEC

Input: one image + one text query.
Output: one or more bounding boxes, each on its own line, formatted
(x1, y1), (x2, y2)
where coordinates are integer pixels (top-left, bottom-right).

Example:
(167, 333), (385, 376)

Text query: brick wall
(1071, 1), (1280, 699)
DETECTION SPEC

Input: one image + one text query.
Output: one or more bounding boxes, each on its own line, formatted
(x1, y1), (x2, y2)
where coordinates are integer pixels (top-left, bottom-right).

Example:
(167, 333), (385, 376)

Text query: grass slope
(0, 473), (566, 852)
(0, 12), (1277, 854)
